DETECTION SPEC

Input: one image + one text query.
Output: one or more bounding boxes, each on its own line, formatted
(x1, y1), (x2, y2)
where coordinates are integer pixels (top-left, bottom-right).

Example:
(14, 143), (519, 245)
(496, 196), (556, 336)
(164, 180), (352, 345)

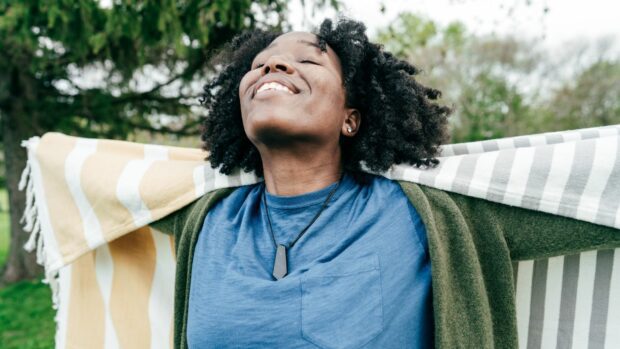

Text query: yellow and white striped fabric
(21, 124), (620, 349)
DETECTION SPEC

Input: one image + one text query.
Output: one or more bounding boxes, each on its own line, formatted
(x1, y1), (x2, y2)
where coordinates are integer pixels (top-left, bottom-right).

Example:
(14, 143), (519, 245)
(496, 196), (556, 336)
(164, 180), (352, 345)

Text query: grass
(0, 187), (8, 267)
(0, 279), (55, 349)
(0, 188), (55, 348)
(0, 212), (8, 268)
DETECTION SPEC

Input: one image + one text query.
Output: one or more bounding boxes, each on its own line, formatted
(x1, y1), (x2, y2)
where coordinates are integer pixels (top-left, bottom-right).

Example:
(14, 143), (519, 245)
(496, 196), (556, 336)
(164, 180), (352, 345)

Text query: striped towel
(20, 124), (620, 349)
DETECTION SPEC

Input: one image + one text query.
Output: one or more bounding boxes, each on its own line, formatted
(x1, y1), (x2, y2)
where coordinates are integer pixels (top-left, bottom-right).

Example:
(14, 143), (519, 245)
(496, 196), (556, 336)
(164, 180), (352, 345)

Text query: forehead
(255, 31), (341, 67)
(269, 31), (321, 47)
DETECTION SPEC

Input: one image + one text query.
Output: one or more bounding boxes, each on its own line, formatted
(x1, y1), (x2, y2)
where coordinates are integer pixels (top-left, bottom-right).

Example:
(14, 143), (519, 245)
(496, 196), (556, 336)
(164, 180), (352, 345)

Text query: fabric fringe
(19, 136), (61, 310)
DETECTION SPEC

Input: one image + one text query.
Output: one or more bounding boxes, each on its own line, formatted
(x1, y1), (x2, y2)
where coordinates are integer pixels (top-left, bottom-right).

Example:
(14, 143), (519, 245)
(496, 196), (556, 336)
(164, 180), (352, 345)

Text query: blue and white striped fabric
(382, 124), (620, 230)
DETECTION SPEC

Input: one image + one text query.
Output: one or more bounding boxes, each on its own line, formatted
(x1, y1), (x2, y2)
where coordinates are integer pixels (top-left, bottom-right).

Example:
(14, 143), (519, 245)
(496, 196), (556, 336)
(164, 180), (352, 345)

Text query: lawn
(0, 188), (55, 348)
(0, 211), (8, 268)
(0, 280), (55, 349)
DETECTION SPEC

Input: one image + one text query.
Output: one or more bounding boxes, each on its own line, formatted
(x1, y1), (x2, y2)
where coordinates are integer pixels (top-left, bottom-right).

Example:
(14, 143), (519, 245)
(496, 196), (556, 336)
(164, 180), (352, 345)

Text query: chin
(245, 119), (315, 149)
(245, 109), (294, 134)
(248, 124), (297, 144)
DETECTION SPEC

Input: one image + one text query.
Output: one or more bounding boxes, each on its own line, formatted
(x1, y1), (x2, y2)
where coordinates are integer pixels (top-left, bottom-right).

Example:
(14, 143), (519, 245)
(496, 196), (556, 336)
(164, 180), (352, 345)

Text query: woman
(150, 17), (620, 349)
(189, 17), (447, 348)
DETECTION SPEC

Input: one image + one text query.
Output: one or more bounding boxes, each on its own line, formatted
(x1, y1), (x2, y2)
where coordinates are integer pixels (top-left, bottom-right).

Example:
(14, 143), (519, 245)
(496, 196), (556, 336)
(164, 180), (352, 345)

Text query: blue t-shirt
(187, 173), (433, 348)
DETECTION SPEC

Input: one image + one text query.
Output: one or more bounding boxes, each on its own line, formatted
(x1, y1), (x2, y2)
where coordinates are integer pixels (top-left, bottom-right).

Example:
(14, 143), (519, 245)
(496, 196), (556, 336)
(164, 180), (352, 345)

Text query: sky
(288, 0), (619, 53)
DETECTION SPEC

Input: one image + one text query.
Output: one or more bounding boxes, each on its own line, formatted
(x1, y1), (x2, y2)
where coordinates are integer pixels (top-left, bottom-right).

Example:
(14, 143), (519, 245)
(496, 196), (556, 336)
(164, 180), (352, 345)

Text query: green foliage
(0, 279), (55, 349)
(375, 12), (619, 143)
(0, 0), (338, 139)
(376, 12), (439, 57)
(454, 72), (530, 141)
(541, 60), (620, 130)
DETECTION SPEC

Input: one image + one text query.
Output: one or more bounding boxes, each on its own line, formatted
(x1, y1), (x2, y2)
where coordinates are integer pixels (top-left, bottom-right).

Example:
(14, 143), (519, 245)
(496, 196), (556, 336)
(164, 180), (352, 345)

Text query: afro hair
(200, 17), (451, 177)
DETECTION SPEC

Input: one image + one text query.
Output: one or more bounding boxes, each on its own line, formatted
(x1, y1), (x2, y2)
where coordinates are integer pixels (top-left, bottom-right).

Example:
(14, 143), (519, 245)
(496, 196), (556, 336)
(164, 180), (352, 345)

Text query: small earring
(347, 127), (353, 133)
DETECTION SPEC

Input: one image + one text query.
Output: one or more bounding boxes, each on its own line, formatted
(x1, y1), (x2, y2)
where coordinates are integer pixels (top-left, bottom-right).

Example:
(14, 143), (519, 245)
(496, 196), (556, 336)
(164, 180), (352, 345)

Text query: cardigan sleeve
(150, 204), (189, 236)
(417, 183), (620, 261)
(150, 187), (236, 235)
(398, 180), (620, 348)
(478, 195), (620, 260)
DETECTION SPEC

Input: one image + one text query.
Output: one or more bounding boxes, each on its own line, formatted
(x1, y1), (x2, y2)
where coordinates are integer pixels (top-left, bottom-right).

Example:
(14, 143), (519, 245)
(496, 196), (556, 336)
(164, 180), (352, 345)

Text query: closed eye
(252, 60), (317, 69)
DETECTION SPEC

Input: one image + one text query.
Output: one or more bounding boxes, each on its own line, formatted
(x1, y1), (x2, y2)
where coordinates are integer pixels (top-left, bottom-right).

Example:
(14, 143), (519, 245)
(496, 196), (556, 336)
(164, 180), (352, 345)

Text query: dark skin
(203, 19), (450, 181)
(238, 32), (361, 195)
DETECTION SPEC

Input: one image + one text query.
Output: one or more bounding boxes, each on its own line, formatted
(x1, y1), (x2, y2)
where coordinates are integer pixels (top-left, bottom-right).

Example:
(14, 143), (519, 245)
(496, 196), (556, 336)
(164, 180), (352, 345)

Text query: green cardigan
(152, 181), (620, 349)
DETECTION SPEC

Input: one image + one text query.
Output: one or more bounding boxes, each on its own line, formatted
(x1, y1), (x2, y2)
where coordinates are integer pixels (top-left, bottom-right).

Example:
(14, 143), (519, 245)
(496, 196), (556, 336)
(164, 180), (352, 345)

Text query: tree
(0, 0), (338, 284)
(375, 12), (620, 144)
(376, 13), (538, 142)
(540, 60), (620, 130)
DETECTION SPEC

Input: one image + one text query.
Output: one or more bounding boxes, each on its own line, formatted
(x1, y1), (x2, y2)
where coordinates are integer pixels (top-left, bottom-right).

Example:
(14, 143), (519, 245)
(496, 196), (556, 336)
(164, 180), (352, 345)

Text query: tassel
(19, 136), (63, 333)
(23, 215), (39, 252)
(21, 140), (40, 252)
(18, 159), (30, 191)
(19, 163), (34, 226)
(35, 222), (44, 265)
(42, 270), (61, 310)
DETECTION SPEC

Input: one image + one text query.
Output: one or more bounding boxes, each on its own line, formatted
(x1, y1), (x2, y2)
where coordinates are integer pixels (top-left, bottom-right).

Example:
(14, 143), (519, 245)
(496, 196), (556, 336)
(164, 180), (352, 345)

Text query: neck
(259, 146), (343, 196)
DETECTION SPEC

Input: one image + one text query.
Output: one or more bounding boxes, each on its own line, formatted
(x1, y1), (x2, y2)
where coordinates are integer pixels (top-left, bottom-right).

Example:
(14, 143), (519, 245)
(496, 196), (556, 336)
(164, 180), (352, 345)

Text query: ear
(341, 108), (361, 137)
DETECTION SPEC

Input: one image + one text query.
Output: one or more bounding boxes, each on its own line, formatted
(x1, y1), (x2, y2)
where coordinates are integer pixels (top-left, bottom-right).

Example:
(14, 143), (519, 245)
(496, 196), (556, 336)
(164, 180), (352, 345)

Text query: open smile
(252, 77), (300, 98)
(256, 82), (295, 95)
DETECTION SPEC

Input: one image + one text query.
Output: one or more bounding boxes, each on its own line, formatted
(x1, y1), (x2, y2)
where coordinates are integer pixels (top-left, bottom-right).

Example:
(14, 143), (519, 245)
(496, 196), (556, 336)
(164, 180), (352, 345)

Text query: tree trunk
(0, 70), (42, 285)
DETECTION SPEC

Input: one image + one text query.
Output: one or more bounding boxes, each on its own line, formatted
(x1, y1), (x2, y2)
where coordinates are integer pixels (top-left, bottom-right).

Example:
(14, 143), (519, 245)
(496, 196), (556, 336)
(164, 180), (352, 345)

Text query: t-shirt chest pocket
(300, 253), (384, 349)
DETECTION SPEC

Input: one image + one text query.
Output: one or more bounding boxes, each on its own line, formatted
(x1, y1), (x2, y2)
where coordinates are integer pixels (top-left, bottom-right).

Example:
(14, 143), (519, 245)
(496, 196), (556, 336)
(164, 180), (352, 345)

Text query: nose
(261, 56), (295, 75)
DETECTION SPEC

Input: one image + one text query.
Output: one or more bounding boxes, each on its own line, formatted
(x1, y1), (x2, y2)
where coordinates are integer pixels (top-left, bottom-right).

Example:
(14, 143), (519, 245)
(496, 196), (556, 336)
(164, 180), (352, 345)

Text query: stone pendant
(272, 244), (288, 280)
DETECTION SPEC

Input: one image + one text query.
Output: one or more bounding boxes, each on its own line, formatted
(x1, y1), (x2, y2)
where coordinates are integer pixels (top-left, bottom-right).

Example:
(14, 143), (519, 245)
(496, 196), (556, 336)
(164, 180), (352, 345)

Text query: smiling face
(238, 31), (358, 150)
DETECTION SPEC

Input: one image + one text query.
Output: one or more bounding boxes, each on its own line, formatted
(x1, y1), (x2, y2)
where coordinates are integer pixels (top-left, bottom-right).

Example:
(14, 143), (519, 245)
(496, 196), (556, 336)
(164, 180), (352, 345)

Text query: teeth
(257, 82), (294, 95)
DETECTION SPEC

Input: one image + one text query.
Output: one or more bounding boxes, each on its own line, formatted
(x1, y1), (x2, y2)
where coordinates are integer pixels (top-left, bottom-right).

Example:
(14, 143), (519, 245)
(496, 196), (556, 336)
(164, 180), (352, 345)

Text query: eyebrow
(260, 39), (322, 53)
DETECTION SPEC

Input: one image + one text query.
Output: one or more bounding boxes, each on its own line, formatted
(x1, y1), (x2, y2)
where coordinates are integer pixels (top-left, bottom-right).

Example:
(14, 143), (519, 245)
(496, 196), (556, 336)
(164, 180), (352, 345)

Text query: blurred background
(0, 0), (618, 347)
